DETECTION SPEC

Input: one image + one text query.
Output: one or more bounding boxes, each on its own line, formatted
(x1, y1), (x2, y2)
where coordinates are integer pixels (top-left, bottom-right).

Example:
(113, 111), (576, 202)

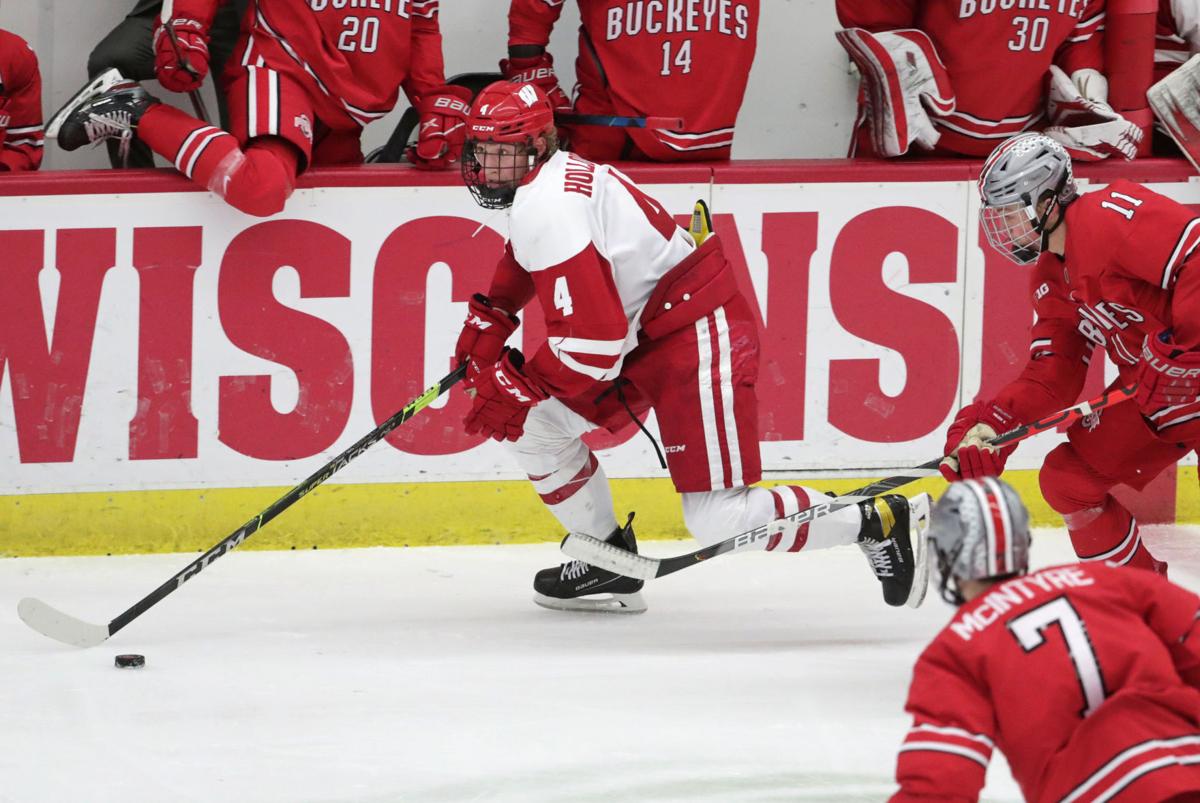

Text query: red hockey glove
(464, 350), (549, 442)
(1134, 330), (1200, 409)
(454, 294), (520, 376)
(939, 401), (1018, 481)
(406, 85), (473, 170)
(153, 17), (210, 93)
(499, 52), (572, 114)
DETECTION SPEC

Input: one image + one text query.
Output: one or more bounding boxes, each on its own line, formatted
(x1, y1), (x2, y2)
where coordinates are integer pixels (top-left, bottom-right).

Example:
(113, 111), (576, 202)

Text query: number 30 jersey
(891, 563), (1200, 803)
(488, 149), (696, 397)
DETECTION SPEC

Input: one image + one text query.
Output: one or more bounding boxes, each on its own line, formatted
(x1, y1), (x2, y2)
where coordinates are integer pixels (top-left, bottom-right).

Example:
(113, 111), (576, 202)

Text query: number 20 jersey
(892, 563), (1200, 803)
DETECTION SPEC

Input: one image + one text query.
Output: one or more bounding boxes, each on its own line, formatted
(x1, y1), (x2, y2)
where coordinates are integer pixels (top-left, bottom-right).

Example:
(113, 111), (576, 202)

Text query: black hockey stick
(562, 384), (1137, 581)
(18, 364), (468, 647)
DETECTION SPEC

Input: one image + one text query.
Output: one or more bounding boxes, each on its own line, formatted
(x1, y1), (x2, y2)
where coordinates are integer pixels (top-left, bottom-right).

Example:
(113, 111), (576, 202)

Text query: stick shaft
(566, 384), (1136, 581)
(107, 365), (466, 636)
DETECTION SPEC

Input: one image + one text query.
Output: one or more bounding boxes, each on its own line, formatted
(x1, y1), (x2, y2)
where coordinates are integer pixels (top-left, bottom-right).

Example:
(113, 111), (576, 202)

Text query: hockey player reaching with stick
(940, 132), (1200, 577)
(892, 478), (1200, 802)
(454, 79), (930, 614)
(46, 0), (469, 216)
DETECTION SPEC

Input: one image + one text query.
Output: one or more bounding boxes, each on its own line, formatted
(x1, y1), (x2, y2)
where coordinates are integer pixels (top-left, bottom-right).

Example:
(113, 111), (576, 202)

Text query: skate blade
(905, 493), (933, 609)
(533, 591), (647, 614)
(46, 68), (134, 138)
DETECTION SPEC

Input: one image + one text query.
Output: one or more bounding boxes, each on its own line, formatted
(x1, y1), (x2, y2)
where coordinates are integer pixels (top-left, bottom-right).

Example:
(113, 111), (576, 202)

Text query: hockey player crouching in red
(46, 0), (469, 216)
(891, 478), (1200, 802)
(454, 80), (930, 614)
(940, 132), (1200, 577)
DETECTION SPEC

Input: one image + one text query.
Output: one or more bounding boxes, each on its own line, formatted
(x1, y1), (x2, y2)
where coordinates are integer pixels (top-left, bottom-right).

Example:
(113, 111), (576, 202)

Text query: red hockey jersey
(179, 0), (447, 130)
(508, 0), (758, 160)
(0, 29), (41, 172)
(892, 563), (1200, 802)
(991, 179), (1200, 442)
(837, 0), (1105, 156)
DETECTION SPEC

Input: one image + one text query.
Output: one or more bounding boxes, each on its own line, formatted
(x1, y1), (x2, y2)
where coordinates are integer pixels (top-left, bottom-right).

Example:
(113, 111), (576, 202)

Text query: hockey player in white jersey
(455, 80), (931, 613)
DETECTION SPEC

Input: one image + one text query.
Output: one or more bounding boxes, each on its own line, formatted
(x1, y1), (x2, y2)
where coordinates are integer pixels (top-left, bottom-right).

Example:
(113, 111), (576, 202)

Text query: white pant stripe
(247, 66), (259, 138)
(183, 130), (224, 178)
(713, 307), (742, 484)
(694, 316), (723, 490)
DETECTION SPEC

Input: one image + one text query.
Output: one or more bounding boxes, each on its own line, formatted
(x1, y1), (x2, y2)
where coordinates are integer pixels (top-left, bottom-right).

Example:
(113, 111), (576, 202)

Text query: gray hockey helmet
(929, 478), (1032, 605)
(978, 133), (1077, 265)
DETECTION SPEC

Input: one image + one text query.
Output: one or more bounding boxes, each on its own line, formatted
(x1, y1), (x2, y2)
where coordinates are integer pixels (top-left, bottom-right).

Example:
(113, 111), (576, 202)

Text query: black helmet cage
(461, 136), (555, 209)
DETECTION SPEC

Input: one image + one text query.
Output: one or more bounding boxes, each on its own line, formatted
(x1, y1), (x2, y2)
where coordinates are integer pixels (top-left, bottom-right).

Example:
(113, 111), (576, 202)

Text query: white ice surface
(3, 526), (1199, 803)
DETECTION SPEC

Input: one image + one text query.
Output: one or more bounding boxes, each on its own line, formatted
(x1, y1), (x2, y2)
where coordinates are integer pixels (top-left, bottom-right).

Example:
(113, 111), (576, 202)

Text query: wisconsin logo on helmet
(517, 84), (540, 108)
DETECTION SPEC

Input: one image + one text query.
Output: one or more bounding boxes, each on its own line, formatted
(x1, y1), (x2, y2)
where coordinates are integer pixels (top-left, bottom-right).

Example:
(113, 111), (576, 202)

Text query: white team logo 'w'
(517, 85), (539, 108)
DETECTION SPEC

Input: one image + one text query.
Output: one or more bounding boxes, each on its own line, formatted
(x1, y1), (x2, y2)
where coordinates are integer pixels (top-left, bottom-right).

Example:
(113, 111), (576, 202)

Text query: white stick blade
(560, 534), (659, 581)
(18, 598), (110, 648)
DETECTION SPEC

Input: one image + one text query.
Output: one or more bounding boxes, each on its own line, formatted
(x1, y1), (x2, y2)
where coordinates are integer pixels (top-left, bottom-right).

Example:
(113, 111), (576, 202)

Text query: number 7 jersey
(891, 563), (1200, 803)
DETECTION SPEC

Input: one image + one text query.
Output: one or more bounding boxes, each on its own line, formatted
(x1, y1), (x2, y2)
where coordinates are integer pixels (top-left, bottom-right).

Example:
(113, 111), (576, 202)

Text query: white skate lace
(861, 541), (896, 578)
(560, 560), (591, 581)
(85, 111), (134, 163)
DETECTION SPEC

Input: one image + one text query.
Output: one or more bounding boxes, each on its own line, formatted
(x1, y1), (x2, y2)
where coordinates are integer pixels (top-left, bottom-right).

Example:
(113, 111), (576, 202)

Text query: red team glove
(454, 294), (520, 375)
(407, 85), (473, 170)
(1134, 330), (1200, 409)
(939, 401), (1018, 481)
(153, 17), (210, 92)
(499, 52), (572, 114)
(464, 350), (549, 442)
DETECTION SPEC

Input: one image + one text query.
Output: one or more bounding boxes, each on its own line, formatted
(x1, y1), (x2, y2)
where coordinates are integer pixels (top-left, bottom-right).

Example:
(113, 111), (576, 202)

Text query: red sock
(139, 104), (240, 185)
(1067, 497), (1164, 573)
(138, 105), (298, 216)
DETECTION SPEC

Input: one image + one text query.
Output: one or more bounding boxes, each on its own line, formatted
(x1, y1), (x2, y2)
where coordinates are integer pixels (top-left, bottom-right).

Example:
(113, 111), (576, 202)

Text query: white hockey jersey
(504, 149), (696, 396)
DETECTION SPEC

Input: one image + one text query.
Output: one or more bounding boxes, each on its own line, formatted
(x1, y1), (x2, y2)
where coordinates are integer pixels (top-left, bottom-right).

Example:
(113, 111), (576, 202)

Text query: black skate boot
(47, 69), (157, 162)
(856, 493), (931, 608)
(534, 514), (647, 613)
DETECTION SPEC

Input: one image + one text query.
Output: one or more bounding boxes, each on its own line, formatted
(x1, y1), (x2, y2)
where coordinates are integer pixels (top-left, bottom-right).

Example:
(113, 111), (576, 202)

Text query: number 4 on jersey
(554, 275), (574, 317)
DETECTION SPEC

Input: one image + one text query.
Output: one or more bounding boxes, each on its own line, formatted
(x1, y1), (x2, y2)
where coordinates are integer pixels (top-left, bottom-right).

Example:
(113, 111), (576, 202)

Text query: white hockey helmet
(978, 133), (1077, 265)
(929, 478), (1031, 605)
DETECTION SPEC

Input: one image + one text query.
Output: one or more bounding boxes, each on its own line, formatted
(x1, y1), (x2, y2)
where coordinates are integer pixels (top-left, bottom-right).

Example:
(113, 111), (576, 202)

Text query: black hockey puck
(114, 654), (145, 668)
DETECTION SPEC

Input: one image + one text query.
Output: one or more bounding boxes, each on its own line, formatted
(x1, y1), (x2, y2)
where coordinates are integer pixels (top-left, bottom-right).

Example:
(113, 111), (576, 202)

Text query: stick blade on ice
(18, 598), (111, 648)
(1149, 53), (1200, 174)
(560, 534), (660, 581)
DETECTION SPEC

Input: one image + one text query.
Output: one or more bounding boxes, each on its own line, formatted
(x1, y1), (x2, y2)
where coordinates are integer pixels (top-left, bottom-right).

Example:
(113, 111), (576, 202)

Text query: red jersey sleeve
(992, 264), (1092, 423)
(487, 243), (537, 315)
(1053, 0), (1106, 76)
(0, 32), (41, 172)
(401, 1), (448, 104)
(525, 243), (630, 398)
(508, 0), (567, 48)
(1125, 569), (1200, 688)
(835, 0), (916, 30)
(891, 640), (995, 803)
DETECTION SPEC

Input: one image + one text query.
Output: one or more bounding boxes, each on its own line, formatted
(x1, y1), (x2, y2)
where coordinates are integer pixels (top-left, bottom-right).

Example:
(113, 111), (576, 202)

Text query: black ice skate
(534, 514), (647, 614)
(857, 493), (931, 608)
(47, 68), (157, 162)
